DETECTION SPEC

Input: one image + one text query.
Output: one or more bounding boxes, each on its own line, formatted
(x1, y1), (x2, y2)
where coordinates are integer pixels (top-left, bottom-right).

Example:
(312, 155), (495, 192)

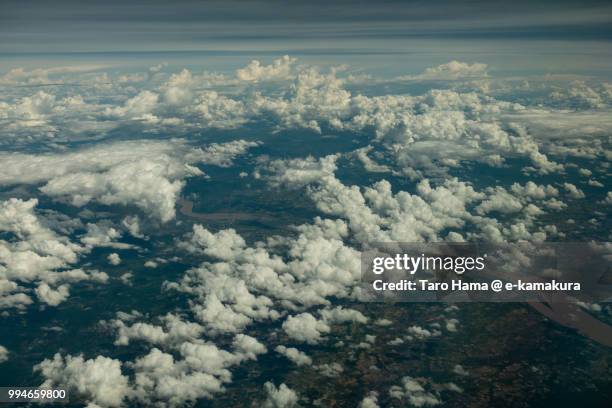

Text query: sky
(1, 0), (611, 77)
(2, 0), (611, 51)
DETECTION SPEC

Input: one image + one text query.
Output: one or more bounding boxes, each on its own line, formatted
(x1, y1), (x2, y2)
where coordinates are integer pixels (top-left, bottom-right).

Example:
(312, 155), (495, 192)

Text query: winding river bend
(178, 198), (276, 223)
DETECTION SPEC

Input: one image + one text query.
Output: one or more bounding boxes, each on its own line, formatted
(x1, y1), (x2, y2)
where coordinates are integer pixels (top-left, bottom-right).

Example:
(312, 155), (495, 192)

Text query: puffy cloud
(130, 348), (226, 405)
(0, 282), (33, 309)
(374, 318), (393, 326)
(179, 226), (247, 260)
(8, 91), (57, 120)
(359, 392), (380, 408)
(168, 263), (280, 335)
(81, 223), (129, 249)
(35, 353), (130, 408)
(169, 218), (362, 335)
(34, 344), (224, 407)
(35, 283), (70, 306)
(0, 139), (258, 222)
(588, 179), (604, 188)
(445, 382), (463, 393)
(309, 175), (480, 243)
(275, 345), (312, 366)
(407, 325), (440, 340)
(2, 58), (607, 183)
(453, 364), (469, 376)
(403, 60), (489, 81)
(0, 198), (107, 309)
(388, 377), (441, 407)
(510, 182), (559, 200)
(241, 66), (590, 178)
(107, 253), (121, 266)
(550, 81), (611, 109)
(162, 69), (197, 106)
(190, 90), (251, 128)
(315, 362), (344, 377)
(261, 154), (339, 189)
(0, 141), (192, 222)
(122, 216), (145, 239)
(563, 183), (586, 199)
(445, 318), (460, 332)
(232, 334), (267, 360)
(86, 321), (268, 406)
(128, 334), (267, 405)
(119, 272), (133, 285)
(187, 140), (260, 167)
(251, 66), (351, 133)
(475, 188), (523, 215)
(265, 157), (562, 243)
(178, 341), (240, 378)
(282, 313), (330, 344)
(353, 146), (390, 173)
(236, 55), (297, 82)
(104, 90), (159, 119)
(109, 313), (205, 347)
(262, 382), (299, 408)
(320, 306), (368, 324)
(359, 92), (565, 178)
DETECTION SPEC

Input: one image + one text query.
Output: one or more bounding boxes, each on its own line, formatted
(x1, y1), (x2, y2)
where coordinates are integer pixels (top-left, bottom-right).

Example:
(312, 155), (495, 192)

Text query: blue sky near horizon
(1, 0), (612, 77)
